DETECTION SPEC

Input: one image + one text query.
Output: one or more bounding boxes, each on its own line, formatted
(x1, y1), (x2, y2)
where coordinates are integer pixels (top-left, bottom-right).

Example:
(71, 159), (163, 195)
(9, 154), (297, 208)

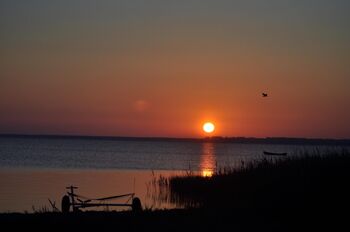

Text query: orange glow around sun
(203, 122), (215, 134)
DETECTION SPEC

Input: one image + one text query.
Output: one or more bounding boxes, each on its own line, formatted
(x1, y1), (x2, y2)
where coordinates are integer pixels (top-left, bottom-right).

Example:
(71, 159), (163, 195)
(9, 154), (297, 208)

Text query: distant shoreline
(1, 134), (350, 146)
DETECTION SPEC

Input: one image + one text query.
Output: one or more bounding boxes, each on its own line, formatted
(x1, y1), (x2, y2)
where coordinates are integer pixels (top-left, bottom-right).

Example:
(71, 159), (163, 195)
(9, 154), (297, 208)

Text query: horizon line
(1, 133), (350, 141)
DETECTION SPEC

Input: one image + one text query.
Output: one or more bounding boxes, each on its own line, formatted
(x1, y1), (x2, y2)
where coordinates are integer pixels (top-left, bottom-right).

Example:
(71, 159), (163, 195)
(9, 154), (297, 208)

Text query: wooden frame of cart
(61, 186), (142, 213)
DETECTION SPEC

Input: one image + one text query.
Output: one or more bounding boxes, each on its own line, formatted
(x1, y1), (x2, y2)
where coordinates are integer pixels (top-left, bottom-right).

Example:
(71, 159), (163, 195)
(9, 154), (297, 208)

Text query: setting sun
(203, 122), (215, 134)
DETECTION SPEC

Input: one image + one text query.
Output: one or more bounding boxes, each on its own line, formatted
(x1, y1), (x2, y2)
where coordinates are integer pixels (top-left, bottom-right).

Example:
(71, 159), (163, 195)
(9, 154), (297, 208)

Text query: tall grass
(156, 149), (350, 213)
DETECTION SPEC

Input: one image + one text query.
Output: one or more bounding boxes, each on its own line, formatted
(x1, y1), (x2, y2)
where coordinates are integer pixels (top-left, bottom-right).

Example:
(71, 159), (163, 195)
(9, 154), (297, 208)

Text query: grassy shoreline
(163, 150), (350, 210)
(1, 150), (350, 231)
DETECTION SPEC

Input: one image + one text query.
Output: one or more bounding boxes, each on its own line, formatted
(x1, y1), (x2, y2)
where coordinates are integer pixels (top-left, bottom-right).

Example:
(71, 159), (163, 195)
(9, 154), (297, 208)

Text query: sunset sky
(1, 1), (349, 138)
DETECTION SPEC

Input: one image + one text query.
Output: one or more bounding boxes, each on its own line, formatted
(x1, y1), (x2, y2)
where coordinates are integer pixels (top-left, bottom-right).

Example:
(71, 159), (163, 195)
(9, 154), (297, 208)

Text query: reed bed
(157, 149), (350, 213)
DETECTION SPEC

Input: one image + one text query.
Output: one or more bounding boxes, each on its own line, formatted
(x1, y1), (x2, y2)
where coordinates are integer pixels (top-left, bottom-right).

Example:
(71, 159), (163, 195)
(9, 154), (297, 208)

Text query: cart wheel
(132, 197), (142, 212)
(61, 195), (71, 213)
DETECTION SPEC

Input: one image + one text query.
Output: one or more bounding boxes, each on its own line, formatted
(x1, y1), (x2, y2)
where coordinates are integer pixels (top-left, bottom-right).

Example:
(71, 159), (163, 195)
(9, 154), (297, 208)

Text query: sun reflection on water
(200, 143), (216, 177)
(201, 169), (213, 177)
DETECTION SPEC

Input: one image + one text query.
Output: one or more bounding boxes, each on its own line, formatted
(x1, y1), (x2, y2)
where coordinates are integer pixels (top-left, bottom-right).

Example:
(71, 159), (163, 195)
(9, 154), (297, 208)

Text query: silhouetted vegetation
(2, 150), (350, 231)
(160, 149), (350, 214)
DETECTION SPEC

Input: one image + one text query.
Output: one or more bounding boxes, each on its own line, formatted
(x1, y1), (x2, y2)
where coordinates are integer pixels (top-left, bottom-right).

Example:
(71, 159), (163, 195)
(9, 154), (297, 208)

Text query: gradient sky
(1, 0), (350, 138)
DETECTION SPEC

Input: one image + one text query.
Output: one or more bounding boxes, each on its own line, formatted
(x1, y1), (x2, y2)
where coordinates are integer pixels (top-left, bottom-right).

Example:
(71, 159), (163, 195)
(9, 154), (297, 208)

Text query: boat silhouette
(263, 151), (287, 156)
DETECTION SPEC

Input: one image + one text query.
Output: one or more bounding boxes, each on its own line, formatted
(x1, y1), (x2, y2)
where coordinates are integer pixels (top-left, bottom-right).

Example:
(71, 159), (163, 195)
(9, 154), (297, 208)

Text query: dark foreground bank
(1, 150), (350, 231)
(1, 208), (348, 232)
(2, 206), (350, 232)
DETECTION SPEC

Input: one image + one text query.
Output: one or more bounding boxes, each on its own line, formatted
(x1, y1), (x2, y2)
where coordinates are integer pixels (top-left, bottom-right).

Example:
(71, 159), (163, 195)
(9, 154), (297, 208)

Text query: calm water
(0, 136), (347, 212)
(0, 136), (323, 171)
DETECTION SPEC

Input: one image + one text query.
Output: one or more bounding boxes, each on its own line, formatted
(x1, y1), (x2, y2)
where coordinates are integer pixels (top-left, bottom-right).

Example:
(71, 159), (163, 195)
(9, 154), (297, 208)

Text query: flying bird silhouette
(262, 93), (268, 97)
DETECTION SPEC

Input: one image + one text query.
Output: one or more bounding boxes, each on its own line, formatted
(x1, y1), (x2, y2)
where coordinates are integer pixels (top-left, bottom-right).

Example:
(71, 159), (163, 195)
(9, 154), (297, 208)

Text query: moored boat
(263, 151), (287, 156)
